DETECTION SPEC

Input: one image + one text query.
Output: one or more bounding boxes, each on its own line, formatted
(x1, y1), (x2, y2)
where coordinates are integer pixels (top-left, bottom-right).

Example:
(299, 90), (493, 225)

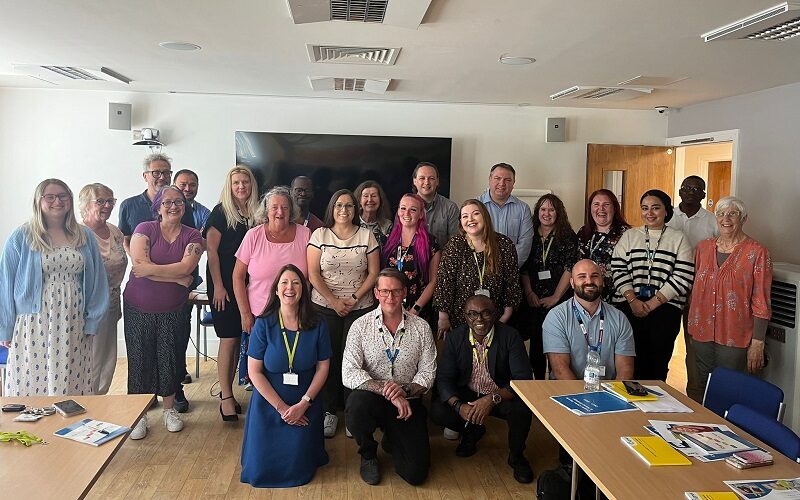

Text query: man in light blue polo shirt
(543, 259), (635, 381)
(478, 163), (534, 267)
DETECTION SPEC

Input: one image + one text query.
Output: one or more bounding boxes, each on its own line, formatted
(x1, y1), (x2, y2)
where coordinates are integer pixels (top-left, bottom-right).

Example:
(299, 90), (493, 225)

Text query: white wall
(0, 87), (667, 356)
(668, 81), (800, 264)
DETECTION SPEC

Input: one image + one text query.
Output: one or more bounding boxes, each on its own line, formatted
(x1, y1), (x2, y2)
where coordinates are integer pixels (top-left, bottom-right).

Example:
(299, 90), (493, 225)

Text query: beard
(575, 284), (602, 302)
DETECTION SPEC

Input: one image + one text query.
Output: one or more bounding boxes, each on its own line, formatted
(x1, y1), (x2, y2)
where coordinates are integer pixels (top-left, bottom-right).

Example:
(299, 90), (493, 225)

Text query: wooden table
(188, 290), (210, 378)
(0, 394), (154, 500)
(511, 380), (800, 500)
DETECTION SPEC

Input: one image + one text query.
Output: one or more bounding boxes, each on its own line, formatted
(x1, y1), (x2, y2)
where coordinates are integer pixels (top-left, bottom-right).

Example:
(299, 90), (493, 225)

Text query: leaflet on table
(54, 418), (130, 446)
(724, 477), (800, 499)
(551, 391), (637, 415)
(621, 435), (692, 466)
(685, 492), (740, 500)
(647, 420), (759, 461)
(644, 426), (744, 462)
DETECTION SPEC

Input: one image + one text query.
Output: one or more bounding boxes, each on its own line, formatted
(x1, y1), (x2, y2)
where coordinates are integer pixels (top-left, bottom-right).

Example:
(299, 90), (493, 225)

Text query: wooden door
(706, 160), (732, 212)
(585, 144), (675, 224)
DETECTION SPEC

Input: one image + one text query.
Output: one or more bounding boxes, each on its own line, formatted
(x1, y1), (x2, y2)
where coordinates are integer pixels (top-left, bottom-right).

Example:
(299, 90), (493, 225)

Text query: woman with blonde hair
(204, 165), (259, 420)
(79, 183), (127, 394)
(0, 179), (109, 396)
(434, 199), (521, 337)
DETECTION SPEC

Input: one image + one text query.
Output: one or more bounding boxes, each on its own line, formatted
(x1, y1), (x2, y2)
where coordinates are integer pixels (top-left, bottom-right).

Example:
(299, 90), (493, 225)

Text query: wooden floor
(88, 336), (689, 499)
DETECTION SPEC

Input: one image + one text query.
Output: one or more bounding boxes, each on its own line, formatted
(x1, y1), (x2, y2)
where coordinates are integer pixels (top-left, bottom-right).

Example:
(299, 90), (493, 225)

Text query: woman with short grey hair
(687, 196), (772, 384)
(79, 183), (127, 394)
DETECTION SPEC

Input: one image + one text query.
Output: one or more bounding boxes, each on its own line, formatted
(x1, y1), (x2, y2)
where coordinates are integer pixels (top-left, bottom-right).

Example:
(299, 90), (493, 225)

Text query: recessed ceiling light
(499, 54), (535, 65)
(159, 41), (201, 51)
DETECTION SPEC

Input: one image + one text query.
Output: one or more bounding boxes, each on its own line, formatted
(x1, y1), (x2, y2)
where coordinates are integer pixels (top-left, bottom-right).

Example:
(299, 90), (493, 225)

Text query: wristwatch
(491, 392), (502, 405)
(413, 303), (422, 312)
(301, 394), (313, 404)
(401, 384), (412, 396)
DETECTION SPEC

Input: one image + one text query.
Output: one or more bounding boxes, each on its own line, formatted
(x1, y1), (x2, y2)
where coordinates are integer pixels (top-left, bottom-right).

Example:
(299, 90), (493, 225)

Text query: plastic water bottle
(584, 348), (601, 391)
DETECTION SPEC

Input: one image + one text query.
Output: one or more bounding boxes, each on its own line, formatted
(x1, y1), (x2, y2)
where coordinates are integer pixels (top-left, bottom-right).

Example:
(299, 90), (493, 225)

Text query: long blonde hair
(219, 165), (259, 229)
(27, 178), (87, 252)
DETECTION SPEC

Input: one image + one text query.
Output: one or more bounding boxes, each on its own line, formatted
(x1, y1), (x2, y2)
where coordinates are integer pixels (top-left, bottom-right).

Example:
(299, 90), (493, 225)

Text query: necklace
(716, 236), (745, 253)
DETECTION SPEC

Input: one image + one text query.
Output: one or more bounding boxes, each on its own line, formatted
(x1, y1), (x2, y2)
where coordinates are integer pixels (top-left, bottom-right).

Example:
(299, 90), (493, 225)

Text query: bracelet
(413, 303), (422, 312)
(301, 394), (313, 404)
(451, 398), (461, 408)
(656, 294), (667, 304)
(351, 293), (358, 301)
(454, 401), (463, 414)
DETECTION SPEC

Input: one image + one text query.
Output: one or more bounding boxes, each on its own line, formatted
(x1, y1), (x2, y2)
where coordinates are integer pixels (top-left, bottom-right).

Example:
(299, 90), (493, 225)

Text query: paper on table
(724, 477), (800, 499)
(633, 386), (693, 413)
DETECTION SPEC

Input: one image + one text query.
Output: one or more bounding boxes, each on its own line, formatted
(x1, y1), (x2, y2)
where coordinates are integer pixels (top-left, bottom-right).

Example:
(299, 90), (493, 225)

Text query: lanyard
(588, 232), (607, 260)
(303, 212), (310, 227)
(279, 311), (301, 373)
(395, 235), (416, 272)
(377, 316), (405, 376)
(571, 299), (604, 355)
(644, 226), (666, 284)
(541, 233), (554, 267)
(473, 251), (486, 288)
(469, 327), (494, 365)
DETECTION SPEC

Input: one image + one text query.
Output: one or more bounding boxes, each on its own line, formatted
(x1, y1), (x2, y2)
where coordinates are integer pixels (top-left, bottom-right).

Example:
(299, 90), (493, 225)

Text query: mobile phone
(2, 403), (26, 412)
(53, 399), (86, 417)
(622, 380), (648, 397)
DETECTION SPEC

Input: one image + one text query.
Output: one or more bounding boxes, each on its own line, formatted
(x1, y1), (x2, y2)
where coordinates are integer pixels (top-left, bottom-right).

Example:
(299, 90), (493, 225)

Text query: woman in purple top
(123, 186), (203, 439)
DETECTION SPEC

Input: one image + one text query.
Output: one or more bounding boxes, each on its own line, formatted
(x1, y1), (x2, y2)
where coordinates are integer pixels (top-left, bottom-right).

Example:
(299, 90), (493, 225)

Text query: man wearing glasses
(666, 175), (719, 401)
(290, 176), (323, 232)
(431, 294), (534, 484)
(118, 153), (174, 252)
(342, 268), (436, 486)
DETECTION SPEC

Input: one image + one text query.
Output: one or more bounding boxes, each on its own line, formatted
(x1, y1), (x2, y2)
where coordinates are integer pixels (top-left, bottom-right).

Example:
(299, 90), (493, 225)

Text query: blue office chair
(703, 366), (785, 421)
(726, 403), (800, 462)
(0, 345), (8, 397)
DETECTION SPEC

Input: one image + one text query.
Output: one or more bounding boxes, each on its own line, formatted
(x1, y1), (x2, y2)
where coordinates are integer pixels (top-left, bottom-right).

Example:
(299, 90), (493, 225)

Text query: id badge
(598, 365), (606, 377)
(538, 270), (552, 280)
(638, 285), (657, 300)
(475, 288), (491, 297)
(283, 372), (299, 386)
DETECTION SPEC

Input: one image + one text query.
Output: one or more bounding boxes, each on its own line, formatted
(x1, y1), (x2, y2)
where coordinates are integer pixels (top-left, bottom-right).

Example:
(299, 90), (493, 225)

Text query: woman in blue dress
(241, 263), (331, 488)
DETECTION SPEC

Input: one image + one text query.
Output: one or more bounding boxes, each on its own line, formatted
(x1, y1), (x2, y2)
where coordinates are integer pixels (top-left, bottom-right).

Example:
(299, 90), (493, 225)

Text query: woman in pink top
(688, 196), (772, 386)
(233, 187), (311, 383)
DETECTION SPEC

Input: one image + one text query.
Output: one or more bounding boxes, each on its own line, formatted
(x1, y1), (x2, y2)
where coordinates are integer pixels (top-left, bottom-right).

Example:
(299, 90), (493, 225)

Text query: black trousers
(175, 302), (192, 385)
(345, 390), (430, 486)
(314, 305), (371, 413)
(619, 302), (682, 381)
(527, 306), (548, 380)
(430, 387), (532, 459)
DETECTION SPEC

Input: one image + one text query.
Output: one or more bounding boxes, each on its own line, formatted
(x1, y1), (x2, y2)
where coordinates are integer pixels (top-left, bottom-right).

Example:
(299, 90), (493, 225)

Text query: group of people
(0, 155), (772, 489)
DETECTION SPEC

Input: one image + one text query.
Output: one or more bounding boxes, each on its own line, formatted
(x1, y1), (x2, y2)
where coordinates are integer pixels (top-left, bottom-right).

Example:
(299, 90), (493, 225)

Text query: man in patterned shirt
(342, 268), (437, 486)
(431, 294), (534, 484)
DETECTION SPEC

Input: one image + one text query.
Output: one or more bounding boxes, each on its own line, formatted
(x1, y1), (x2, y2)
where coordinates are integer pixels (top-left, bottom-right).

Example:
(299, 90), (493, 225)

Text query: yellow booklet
(621, 436), (692, 466)
(684, 493), (739, 500)
(603, 381), (658, 402)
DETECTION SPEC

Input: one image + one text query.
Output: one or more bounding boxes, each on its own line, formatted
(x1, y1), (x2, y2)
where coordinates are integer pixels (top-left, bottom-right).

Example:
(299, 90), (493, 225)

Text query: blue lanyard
(571, 299), (604, 355)
(395, 235), (416, 272)
(377, 316), (405, 376)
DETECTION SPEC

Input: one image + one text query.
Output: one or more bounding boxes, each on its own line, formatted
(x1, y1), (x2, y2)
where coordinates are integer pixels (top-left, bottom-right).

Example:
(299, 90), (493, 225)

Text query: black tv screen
(235, 131), (452, 218)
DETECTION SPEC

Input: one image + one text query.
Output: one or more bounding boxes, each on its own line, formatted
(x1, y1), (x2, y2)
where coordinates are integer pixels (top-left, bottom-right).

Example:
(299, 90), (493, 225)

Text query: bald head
(571, 259), (603, 302)
(572, 259), (601, 276)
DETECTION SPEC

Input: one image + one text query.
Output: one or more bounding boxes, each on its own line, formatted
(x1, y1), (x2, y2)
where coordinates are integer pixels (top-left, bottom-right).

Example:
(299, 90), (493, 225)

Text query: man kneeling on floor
(431, 294), (535, 484)
(343, 268), (437, 486)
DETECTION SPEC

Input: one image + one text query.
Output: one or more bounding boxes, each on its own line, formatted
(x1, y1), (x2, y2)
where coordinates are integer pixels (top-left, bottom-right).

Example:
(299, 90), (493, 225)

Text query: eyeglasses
(41, 193), (71, 203)
(91, 198), (117, 207)
(293, 188), (312, 194)
(161, 199), (185, 208)
(715, 210), (741, 219)
(335, 203), (355, 211)
(146, 170), (173, 179)
(376, 288), (404, 298)
(465, 310), (494, 321)
(680, 185), (704, 194)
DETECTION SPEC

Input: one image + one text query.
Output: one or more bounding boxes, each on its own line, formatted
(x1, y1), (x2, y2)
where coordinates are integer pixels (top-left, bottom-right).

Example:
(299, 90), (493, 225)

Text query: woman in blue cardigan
(0, 178), (108, 396)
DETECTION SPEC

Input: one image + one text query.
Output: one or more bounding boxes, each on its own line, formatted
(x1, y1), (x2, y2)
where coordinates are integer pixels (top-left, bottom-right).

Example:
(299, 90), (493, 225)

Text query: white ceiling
(2, 0), (800, 109)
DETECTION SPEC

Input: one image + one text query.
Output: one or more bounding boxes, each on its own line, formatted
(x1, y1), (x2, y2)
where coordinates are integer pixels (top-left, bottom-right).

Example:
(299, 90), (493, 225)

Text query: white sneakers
(164, 408), (184, 433)
(324, 412), (338, 438)
(130, 415), (148, 440)
(346, 426), (353, 438)
(443, 427), (460, 440)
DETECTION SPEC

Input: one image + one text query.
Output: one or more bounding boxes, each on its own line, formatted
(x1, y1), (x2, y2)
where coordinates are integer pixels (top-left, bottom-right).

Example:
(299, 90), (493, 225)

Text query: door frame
(665, 129), (739, 196)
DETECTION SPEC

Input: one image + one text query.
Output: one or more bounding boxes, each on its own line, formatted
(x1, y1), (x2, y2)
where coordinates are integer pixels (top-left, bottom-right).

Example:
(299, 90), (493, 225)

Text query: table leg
(195, 305), (201, 379)
(571, 458), (578, 500)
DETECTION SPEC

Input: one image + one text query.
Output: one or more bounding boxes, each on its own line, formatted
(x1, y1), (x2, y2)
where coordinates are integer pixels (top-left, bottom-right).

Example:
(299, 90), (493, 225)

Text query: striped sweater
(611, 226), (694, 309)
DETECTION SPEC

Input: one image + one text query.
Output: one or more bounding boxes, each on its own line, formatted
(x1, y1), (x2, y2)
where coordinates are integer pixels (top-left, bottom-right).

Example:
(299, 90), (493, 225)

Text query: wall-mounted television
(235, 131), (452, 217)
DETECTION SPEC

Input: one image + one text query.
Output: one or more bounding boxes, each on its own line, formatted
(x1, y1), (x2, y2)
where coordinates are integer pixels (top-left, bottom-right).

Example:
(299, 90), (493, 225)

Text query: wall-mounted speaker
(546, 117), (566, 142)
(109, 103), (132, 130)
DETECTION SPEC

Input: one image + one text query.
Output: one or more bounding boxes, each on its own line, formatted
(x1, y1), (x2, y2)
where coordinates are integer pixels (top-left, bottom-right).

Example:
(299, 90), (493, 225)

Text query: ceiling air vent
(703, 2), (800, 41)
(12, 65), (131, 85)
(550, 86), (653, 101)
(307, 45), (400, 65)
(309, 77), (391, 94)
(287, 0), (432, 28)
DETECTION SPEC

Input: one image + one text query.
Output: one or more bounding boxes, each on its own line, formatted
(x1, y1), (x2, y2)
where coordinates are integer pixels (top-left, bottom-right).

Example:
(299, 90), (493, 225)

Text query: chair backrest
(726, 403), (800, 462)
(703, 366), (785, 421)
(0, 345), (7, 366)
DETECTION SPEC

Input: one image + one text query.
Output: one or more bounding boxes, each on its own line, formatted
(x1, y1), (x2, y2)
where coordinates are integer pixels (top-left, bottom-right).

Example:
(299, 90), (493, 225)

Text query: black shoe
(508, 454), (534, 484)
(455, 425), (486, 458)
(219, 395), (238, 422)
(360, 457), (380, 485)
(174, 388), (189, 413)
(183, 373), (193, 384)
(234, 401), (243, 414)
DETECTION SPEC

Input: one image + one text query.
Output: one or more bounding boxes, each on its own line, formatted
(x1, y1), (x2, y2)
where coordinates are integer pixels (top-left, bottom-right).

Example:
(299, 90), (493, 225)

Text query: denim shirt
(0, 225), (110, 341)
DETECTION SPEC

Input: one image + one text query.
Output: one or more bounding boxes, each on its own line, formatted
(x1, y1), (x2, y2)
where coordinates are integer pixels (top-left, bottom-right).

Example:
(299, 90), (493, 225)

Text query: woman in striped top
(611, 189), (694, 381)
